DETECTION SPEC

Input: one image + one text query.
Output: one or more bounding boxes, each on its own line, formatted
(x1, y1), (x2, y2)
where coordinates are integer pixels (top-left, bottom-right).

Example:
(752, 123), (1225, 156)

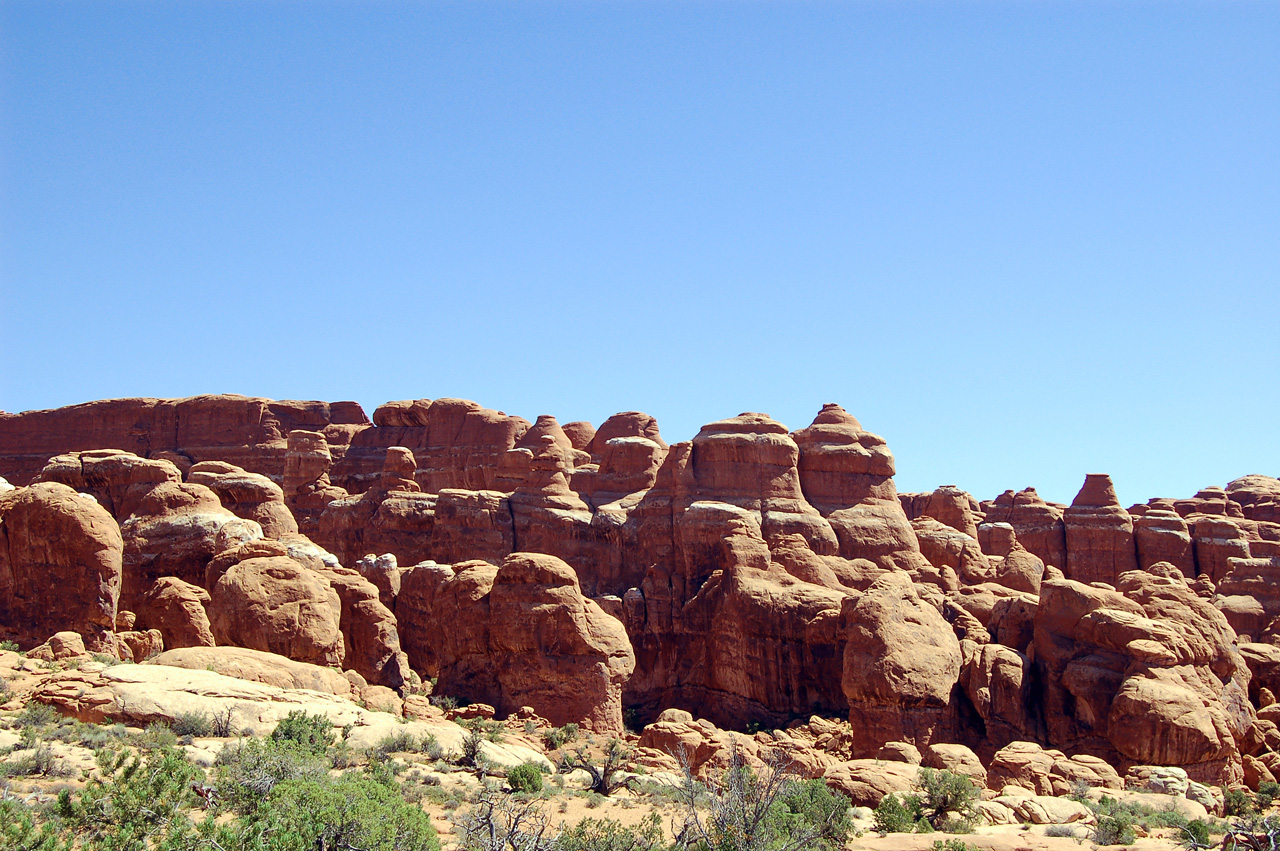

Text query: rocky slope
(3, 393), (1279, 796)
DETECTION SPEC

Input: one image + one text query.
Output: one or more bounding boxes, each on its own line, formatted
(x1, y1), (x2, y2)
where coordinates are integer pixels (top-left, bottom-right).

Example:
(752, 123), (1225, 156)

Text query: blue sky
(1, 1), (1276, 506)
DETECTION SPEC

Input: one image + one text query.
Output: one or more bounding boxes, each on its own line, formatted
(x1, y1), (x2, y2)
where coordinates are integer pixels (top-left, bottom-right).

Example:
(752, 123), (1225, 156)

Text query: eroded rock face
(36, 450), (181, 521)
(1135, 509), (1195, 578)
(841, 571), (961, 754)
(0, 481), (122, 650)
(982, 488), (1067, 570)
(189, 461), (298, 538)
(1033, 567), (1251, 784)
(1064, 474), (1138, 586)
(0, 395), (369, 489)
(140, 577), (214, 649)
(120, 481), (263, 609)
(208, 556), (344, 667)
(489, 553), (634, 732)
(792, 405), (925, 573)
(399, 552), (634, 732)
(6, 392), (1280, 791)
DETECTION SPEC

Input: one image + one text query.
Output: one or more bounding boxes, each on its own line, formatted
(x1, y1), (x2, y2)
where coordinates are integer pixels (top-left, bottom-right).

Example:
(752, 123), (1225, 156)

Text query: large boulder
(488, 553), (635, 732)
(399, 553), (634, 732)
(189, 461), (298, 538)
(1033, 567), (1252, 784)
(140, 577), (215, 648)
(0, 481), (122, 650)
(208, 555), (344, 667)
(120, 481), (262, 609)
(841, 570), (961, 754)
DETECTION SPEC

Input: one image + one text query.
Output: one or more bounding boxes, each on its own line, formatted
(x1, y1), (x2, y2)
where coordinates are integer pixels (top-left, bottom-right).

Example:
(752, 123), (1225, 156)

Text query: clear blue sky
(1, 1), (1276, 507)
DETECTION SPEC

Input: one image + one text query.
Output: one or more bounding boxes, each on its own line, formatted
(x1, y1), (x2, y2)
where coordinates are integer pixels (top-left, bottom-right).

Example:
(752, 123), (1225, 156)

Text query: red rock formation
(139, 577), (215, 648)
(489, 553), (634, 732)
(981, 488), (1067, 570)
(912, 517), (991, 586)
(586, 411), (666, 458)
(560, 421), (596, 452)
(1134, 508), (1195, 578)
(1064, 474), (1138, 585)
(1228, 476), (1280, 523)
(189, 461), (298, 538)
(1033, 568), (1251, 784)
(36, 450), (181, 520)
(841, 571), (961, 755)
(336, 398), (529, 494)
(902, 486), (981, 539)
(9, 391), (1280, 791)
(316, 448), (437, 568)
(207, 555), (344, 667)
(1192, 517), (1251, 583)
(0, 481), (122, 650)
(282, 429), (350, 535)
(791, 405), (923, 571)
(0, 395), (369, 488)
(980, 523), (1045, 594)
(120, 481), (262, 609)
(397, 553), (633, 731)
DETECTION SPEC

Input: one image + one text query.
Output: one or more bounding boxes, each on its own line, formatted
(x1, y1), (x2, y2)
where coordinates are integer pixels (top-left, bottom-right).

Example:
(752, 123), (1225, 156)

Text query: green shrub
(1178, 819), (1213, 849)
(422, 732), (444, 761)
(553, 812), (666, 851)
(508, 763), (543, 793)
(917, 768), (979, 830)
(1044, 825), (1078, 838)
(1093, 810), (1137, 846)
(270, 710), (334, 756)
(235, 776), (440, 851)
(543, 722), (580, 750)
(215, 736), (329, 814)
(0, 798), (65, 851)
(135, 722), (178, 750)
(0, 640), (20, 652)
(770, 777), (853, 846)
(932, 840), (978, 851)
(1, 744), (67, 777)
(873, 792), (923, 834)
(55, 747), (211, 849)
(369, 731), (418, 760)
(1224, 787), (1255, 817)
(460, 721), (485, 768)
(1257, 781), (1280, 810)
(15, 702), (59, 731)
(170, 710), (212, 737)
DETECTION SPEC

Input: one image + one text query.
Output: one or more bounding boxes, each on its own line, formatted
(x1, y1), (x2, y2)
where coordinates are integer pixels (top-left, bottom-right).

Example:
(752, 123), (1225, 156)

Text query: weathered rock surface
(149, 646), (353, 694)
(189, 460), (298, 538)
(0, 395), (369, 489)
(5, 392), (1278, 794)
(0, 481), (122, 650)
(140, 577), (215, 648)
(400, 553), (633, 731)
(1063, 474), (1138, 585)
(208, 555), (344, 667)
(841, 571), (961, 754)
